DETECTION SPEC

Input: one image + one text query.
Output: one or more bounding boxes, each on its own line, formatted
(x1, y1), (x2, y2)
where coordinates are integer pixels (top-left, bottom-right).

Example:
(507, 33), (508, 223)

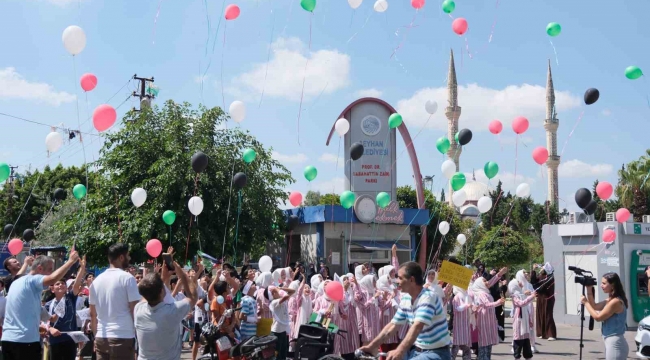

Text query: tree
(616, 150), (650, 221)
(319, 193), (340, 206)
(304, 191), (321, 206)
(474, 227), (529, 267)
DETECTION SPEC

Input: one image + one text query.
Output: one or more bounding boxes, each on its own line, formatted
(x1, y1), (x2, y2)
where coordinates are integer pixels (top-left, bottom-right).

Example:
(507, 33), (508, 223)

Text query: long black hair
(603, 272), (628, 308)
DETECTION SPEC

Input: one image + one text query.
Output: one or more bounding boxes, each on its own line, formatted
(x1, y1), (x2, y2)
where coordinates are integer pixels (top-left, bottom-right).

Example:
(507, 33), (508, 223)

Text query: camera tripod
(578, 284), (595, 360)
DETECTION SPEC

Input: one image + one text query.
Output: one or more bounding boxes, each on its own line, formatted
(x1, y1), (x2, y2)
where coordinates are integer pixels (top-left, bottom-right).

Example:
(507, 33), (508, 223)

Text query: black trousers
(1, 341), (42, 360)
(51, 340), (77, 360)
(496, 305), (505, 341)
(513, 338), (533, 359)
(273, 331), (289, 360)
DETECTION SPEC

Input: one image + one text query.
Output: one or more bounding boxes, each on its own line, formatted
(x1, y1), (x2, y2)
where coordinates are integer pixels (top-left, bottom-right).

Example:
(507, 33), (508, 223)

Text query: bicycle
(354, 350), (388, 360)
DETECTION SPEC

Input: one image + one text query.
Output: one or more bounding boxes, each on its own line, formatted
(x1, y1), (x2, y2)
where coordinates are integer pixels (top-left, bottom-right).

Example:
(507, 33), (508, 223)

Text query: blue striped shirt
(391, 288), (450, 350)
(240, 296), (257, 338)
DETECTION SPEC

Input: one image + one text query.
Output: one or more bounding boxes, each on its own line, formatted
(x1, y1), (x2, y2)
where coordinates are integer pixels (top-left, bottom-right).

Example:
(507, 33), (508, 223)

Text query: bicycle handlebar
(354, 350), (388, 360)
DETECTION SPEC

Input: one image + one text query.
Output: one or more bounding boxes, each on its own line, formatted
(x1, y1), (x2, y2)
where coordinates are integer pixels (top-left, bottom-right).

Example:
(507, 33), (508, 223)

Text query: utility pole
(131, 74), (156, 112)
(6, 166), (18, 219)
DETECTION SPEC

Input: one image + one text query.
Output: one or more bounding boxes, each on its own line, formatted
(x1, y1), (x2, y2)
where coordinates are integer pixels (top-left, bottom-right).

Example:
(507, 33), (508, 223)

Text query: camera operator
(579, 272), (629, 360)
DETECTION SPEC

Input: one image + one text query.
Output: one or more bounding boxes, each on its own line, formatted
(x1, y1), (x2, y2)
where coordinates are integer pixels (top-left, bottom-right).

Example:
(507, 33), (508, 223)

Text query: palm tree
(616, 150), (650, 221)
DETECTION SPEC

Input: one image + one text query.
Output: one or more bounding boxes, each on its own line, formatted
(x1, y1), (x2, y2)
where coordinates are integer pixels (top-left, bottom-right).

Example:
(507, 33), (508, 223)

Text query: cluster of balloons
(575, 185), (630, 224)
(435, 129), (472, 155)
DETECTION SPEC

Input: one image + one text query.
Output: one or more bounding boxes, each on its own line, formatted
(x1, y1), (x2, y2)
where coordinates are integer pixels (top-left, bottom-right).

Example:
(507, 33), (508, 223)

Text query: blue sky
(1, 0), (649, 213)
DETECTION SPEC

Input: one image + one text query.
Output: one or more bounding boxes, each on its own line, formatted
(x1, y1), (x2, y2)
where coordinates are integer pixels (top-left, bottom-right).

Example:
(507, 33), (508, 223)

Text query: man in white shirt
(90, 243), (141, 359)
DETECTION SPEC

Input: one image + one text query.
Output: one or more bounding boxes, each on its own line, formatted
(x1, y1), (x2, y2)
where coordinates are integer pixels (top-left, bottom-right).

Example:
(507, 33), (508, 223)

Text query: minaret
(544, 59), (560, 210)
(445, 49), (462, 206)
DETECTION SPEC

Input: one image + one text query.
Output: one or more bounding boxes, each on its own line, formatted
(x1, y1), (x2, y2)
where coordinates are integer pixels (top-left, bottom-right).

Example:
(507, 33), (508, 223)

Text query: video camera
(569, 266), (597, 286)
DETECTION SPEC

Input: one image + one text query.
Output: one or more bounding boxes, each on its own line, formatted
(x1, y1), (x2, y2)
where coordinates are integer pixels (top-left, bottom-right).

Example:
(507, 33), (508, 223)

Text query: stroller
(289, 320), (346, 360)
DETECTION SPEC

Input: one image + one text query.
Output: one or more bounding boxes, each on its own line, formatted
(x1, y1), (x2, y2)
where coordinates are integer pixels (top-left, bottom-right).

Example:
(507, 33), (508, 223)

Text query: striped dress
(337, 290), (361, 355)
(356, 279), (383, 344)
(379, 291), (399, 344)
(288, 282), (307, 340)
(511, 294), (536, 341)
(474, 291), (502, 347)
(256, 288), (272, 319)
(451, 291), (472, 346)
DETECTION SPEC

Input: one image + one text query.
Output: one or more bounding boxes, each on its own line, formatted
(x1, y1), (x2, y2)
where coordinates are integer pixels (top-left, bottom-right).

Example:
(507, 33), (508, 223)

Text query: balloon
(452, 189), (466, 207)
(436, 137), (450, 154)
(287, 215), (300, 231)
(596, 181), (613, 200)
(23, 229), (34, 241)
(584, 88), (599, 105)
(574, 188), (592, 209)
(301, 0), (316, 11)
(0, 163), (9, 182)
(259, 255), (273, 272)
(289, 191), (303, 207)
(483, 161), (499, 179)
(242, 149), (257, 163)
(131, 188), (147, 208)
(376, 192), (390, 208)
(3, 224), (14, 237)
(191, 151), (209, 173)
(45, 131), (63, 153)
(477, 196), (492, 213)
(73, 184), (87, 200)
(452, 18), (468, 35)
(217, 295), (225, 304)
(602, 229), (616, 244)
(325, 281), (344, 302)
(304, 165), (318, 181)
(373, 0), (388, 12)
(615, 208), (630, 223)
(512, 116), (529, 134)
(457, 234), (466, 245)
(53, 188), (66, 201)
(8, 239), (23, 256)
(340, 191), (355, 209)
(335, 118), (350, 136)
(80, 73), (97, 92)
(388, 113), (403, 129)
(516, 183), (530, 198)
(441, 160), (456, 179)
(532, 146), (549, 165)
(438, 221), (450, 235)
(62, 25), (86, 55)
(454, 132), (459, 143)
(451, 173), (466, 191)
(92, 104), (117, 132)
(233, 172), (248, 188)
(411, 0), (424, 9)
(546, 22), (561, 37)
(584, 200), (597, 216)
(188, 196), (204, 215)
(225, 4), (240, 20)
(350, 142), (364, 161)
(162, 210), (176, 225)
(441, 0), (455, 13)
(425, 100), (438, 115)
(348, 0), (362, 9)
(458, 129), (472, 146)
(488, 120), (502, 134)
(625, 66), (643, 80)
(229, 101), (246, 123)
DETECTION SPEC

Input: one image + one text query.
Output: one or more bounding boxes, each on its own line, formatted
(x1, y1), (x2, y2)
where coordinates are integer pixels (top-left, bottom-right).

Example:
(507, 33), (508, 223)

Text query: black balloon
(53, 188), (66, 201)
(233, 172), (248, 188)
(584, 88), (600, 105)
(584, 199), (598, 215)
(575, 188), (592, 209)
(458, 128), (473, 146)
(350, 142), (364, 161)
(23, 229), (34, 241)
(191, 151), (209, 173)
(287, 215), (300, 231)
(3, 224), (14, 237)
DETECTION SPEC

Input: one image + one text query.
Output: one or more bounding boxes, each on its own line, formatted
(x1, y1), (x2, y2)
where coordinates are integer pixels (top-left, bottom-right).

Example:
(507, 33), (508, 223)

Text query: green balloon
(304, 165), (318, 182)
(242, 148), (257, 163)
(162, 210), (176, 225)
(441, 0), (455, 14)
(625, 66), (643, 80)
(436, 137), (450, 154)
(450, 172), (466, 191)
(546, 22), (561, 37)
(388, 113), (403, 129)
(376, 192), (390, 208)
(0, 162), (9, 182)
(300, 0), (316, 12)
(72, 184), (87, 200)
(484, 161), (499, 179)
(340, 191), (355, 209)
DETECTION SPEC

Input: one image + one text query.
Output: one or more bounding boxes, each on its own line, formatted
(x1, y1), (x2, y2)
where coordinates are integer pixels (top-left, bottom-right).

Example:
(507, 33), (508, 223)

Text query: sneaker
(548, 337), (557, 341)
(532, 346), (538, 353)
(510, 347), (514, 354)
(458, 350), (463, 356)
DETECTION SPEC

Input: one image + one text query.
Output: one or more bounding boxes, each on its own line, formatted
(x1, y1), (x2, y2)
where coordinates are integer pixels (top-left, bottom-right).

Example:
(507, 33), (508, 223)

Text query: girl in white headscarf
(516, 269), (537, 353)
(509, 277), (536, 360)
(336, 274), (361, 357)
(376, 275), (399, 351)
(272, 269), (282, 286)
(255, 271), (275, 336)
(451, 285), (473, 360)
(310, 274), (323, 301)
(357, 274), (382, 344)
(472, 277), (505, 359)
(354, 264), (368, 338)
(288, 277), (311, 347)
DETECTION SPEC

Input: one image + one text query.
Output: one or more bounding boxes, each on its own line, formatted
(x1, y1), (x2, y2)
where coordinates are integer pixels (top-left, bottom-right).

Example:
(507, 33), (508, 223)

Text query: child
(239, 280), (258, 341)
(509, 279), (537, 360)
(268, 285), (296, 360)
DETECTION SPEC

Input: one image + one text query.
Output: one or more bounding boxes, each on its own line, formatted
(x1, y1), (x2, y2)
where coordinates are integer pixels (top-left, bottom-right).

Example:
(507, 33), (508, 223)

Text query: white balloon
(438, 221), (450, 235)
(477, 196), (492, 213)
(131, 188), (147, 208)
(62, 25), (87, 56)
(259, 255), (273, 272)
(441, 160), (456, 179)
(335, 118), (350, 136)
(457, 234), (467, 245)
(516, 183), (531, 198)
(348, 0), (363, 9)
(45, 132), (63, 153)
(425, 100), (438, 115)
(188, 196), (204, 216)
(374, 0), (388, 12)
(452, 189), (467, 207)
(229, 101), (246, 123)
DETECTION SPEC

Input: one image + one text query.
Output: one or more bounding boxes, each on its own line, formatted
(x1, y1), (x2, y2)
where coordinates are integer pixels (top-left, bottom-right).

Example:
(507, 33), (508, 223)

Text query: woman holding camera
(580, 272), (629, 360)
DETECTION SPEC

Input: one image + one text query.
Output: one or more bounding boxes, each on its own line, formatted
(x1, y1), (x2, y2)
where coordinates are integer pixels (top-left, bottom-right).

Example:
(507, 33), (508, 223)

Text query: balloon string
(115, 190), (122, 242)
(169, 225), (172, 248)
(464, 37), (473, 59)
(389, 9), (419, 59)
(549, 39), (559, 66)
(232, 190), (242, 264)
(296, 13), (313, 146)
(387, 113), (433, 172)
(203, 0), (212, 56)
(1, 173), (42, 253)
(514, 134), (518, 187)
(258, 10), (276, 109)
(152, 0), (164, 45)
(559, 110), (584, 158)
(335, 136), (341, 171)
(220, 23), (227, 112)
(347, 10), (374, 44)
(185, 174), (200, 262)
(286, 230), (293, 267)
(221, 153), (237, 260)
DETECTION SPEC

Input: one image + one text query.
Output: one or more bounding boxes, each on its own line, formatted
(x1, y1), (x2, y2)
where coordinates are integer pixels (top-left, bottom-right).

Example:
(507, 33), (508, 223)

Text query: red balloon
(289, 191), (303, 207)
(512, 116), (529, 134)
(615, 208), (630, 223)
(488, 120), (502, 134)
(80, 73), (97, 92)
(602, 229), (616, 243)
(411, 0), (425, 9)
(93, 104), (117, 132)
(8, 238), (23, 256)
(596, 181), (613, 200)
(532, 146), (549, 165)
(452, 18), (468, 35)
(325, 281), (344, 302)
(146, 239), (163, 258)
(225, 4), (240, 20)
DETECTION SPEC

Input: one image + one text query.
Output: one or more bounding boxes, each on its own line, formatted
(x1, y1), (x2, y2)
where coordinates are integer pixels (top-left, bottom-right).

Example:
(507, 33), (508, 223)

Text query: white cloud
(558, 159), (613, 178)
(464, 169), (536, 194)
(0, 67), (76, 106)
(272, 151), (308, 164)
(355, 88), (383, 98)
(601, 109), (611, 116)
(318, 153), (342, 164)
(396, 84), (581, 131)
(228, 37), (350, 101)
(312, 177), (346, 194)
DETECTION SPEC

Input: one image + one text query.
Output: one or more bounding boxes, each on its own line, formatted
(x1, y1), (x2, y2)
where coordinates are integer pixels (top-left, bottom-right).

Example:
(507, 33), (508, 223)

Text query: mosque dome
(461, 180), (489, 205)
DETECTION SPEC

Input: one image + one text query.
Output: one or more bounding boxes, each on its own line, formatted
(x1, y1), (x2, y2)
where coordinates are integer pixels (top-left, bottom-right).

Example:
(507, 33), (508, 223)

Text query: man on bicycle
(358, 262), (451, 360)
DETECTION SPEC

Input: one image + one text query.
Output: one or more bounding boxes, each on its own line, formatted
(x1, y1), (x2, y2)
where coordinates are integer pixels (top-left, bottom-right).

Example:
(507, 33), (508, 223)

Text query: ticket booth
(630, 249), (650, 322)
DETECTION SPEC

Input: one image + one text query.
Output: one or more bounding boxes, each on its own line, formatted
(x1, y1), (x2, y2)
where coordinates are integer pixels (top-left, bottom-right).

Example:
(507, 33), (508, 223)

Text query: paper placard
(437, 260), (473, 290)
(331, 252), (340, 265)
(63, 331), (90, 344)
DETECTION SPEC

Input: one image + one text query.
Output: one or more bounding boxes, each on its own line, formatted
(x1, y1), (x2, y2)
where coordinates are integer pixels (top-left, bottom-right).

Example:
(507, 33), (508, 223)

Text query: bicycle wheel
(317, 355), (345, 360)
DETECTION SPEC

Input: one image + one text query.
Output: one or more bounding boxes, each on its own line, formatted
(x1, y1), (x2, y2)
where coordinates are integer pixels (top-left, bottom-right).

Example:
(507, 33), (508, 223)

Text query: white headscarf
(543, 262), (554, 275)
(516, 270), (531, 290)
(288, 280), (301, 296)
(256, 271), (273, 288)
(311, 274), (323, 291)
(376, 275), (393, 292)
(355, 265), (365, 281)
(296, 284), (312, 327)
(508, 279), (522, 298)
(471, 278), (491, 303)
(272, 269), (282, 285)
(339, 274), (353, 305)
(378, 265), (394, 279)
(508, 278), (531, 337)
(359, 274), (376, 295)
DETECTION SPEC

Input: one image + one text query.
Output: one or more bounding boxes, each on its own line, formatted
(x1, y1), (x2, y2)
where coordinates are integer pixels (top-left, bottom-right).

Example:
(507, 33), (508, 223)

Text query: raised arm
(176, 262), (198, 307)
(72, 256), (86, 296)
(17, 256), (34, 276)
(43, 251), (80, 286)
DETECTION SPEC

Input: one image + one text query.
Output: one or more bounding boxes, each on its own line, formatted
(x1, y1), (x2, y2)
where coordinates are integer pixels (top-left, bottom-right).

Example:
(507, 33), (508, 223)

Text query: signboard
(375, 201), (404, 224)
(625, 223), (650, 235)
(437, 260), (473, 290)
(331, 252), (340, 265)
